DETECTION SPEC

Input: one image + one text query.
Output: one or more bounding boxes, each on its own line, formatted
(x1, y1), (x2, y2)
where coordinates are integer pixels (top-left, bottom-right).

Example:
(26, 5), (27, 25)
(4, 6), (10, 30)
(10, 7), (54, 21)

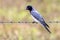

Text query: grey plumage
(26, 5), (51, 33)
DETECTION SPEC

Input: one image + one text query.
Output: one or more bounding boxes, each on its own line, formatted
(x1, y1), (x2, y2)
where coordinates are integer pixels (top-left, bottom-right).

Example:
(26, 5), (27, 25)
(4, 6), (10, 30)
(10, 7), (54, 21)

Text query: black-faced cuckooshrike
(26, 5), (51, 33)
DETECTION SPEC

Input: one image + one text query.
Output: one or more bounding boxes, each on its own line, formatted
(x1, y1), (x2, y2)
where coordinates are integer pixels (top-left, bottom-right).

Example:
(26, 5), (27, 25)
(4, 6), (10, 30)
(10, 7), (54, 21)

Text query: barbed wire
(0, 21), (60, 23)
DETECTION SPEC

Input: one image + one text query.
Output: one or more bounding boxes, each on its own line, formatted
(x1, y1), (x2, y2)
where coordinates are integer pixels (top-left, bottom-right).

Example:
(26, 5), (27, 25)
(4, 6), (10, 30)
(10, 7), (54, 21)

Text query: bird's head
(26, 5), (33, 12)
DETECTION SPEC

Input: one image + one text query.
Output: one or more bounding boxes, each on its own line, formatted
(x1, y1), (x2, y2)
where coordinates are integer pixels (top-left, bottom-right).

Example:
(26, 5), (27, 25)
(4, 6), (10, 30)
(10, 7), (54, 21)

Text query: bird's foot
(32, 21), (38, 24)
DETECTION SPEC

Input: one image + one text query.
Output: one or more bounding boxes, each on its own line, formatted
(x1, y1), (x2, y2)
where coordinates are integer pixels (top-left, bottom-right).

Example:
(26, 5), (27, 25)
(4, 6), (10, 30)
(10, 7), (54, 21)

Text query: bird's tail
(43, 22), (51, 33)
(44, 26), (51, 33)
(44, 22), (49, 28)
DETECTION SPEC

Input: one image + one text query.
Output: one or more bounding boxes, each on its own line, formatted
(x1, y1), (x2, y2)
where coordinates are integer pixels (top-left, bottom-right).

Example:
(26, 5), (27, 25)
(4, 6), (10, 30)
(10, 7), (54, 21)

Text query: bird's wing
(31, 11), (46, 24)
(31, 11), (51, 33)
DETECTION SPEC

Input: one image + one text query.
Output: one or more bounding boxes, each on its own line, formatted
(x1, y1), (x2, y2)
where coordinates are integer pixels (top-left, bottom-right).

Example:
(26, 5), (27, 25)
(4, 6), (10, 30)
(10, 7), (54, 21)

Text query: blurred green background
(0, 0), (60, 40)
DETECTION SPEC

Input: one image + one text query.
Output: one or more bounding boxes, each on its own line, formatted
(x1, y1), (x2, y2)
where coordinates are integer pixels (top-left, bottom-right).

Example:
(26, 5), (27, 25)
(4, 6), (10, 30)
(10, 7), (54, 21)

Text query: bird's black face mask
(26, 6), (32, 12)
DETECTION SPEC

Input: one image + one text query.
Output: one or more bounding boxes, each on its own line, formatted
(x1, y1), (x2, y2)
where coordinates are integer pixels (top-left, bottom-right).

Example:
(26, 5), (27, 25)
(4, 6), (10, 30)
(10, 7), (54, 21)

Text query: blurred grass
(0, 0), (60, 40)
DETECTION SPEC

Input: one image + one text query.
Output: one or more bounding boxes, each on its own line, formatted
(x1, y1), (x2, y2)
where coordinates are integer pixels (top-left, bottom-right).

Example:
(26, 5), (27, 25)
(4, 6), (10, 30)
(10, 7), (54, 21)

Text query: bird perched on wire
(26, 5), (51, 33)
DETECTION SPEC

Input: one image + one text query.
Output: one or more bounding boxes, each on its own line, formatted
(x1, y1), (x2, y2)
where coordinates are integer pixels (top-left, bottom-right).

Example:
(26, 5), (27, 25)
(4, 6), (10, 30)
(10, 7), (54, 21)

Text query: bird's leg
(32, 21), (38, 24)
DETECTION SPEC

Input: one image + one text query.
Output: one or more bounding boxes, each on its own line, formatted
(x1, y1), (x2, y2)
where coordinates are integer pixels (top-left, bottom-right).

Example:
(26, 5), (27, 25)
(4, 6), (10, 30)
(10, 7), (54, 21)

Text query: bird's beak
(26, 8), (28, 10)
(26, 7), (29, 11)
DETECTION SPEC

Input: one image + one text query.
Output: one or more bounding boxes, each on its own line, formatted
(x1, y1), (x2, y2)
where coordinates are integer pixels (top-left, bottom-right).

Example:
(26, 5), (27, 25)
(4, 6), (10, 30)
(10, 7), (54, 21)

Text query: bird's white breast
(31, 15), (39, 23)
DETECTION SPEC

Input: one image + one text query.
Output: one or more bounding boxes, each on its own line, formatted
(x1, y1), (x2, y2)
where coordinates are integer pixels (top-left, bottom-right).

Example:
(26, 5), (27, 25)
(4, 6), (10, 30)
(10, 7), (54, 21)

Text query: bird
(26, 5), (51, 33)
